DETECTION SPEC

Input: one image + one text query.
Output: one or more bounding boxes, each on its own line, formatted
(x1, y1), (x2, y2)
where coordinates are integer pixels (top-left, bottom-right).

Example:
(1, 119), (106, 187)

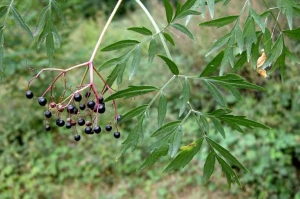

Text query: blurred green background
(0, 0), (300, 198)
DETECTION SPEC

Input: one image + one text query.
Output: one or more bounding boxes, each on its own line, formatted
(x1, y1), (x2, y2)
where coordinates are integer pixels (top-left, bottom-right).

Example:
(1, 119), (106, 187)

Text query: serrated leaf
(210, 117), (226, 138)
(105, 85), (157, 102)
(179, 78), (190, 117)
(151, 121), (181, 137)
(203, 80), (226, 107)
(203, 151), (215, 184)
(263, 28), (272, 53)
(157, 54), (179, 75)
(261, 34), (283, 69)
(206, 137), (248, 172)
(235, 25), (244, 54)
(101, 40), (139, 52)
(228, 87), (242, 100)
(199, 115), (209, 133)
(163, 32), (175, 46)
(208, 108), (232, 116)
(230, 51), (247, 72)
(283, 27), (300, 41)
(220, 36), (234, 75)
(139, 144), (169, 170)
(216, 156), (242, 188)
(200, 51), (224, 77)
(250, 7), (265, 33)
(158, 93), (167, 128)
(243, 17), (257, 62)
(119, 104), (148, 123)
(129, 45), (141, 80)
(98, 50), (132, 71)
(127, 26), (152, 36)
(168, 126), (183, 158)
(51, 0), (66, 25)
(33, 6), (49, 36)
(175, 10), (201, 20)
(199, 15), (239, 28)
(46, 33), (54, 66)
(118, 118), (144, 159)
(207, 0), (215, 18)
(117, 62), (127, 85)
(171, 23), (194, 40)
(11, 6), (32, 37)
(216, 114), (270, 129)
(148, 38), (157, 66)
(0, 6), (9, 19)
(205, 32), (231, 57)
(164, 138), (204, 172)
(163, 0), (173, 23)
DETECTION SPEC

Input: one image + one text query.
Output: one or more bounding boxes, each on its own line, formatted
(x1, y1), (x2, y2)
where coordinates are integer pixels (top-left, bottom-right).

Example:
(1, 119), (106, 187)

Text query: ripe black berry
(38, 97), (47, 106)
(105, 124), (112, 131)
(114, 131), (121, 138)
(45, 125), (51, 131)
(44, 110), (52, 118)
(98, 96), (104, 103)
(87, 101), (96, 109)
(79, 104), (86, 110)
(74, 93), (82, 102)
(73, 107), (79, 114)
(85, 91), (91, 98)
(56, 118), (65, 127)
(98, 104), (106, 114)
(74, 134), (81, 141)
(85, 126), (92, 134)
(78, 118), (85, 126)
(94, 126), (101, 134)
(26, 90), (34, 99)
(66, 122), (72, 129)
(67, 105), (75, 113)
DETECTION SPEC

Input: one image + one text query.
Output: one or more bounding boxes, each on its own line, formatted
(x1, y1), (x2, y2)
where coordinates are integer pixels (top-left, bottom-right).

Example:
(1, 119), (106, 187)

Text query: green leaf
(175, 10), (201, 20)
(284, 45), (300, 64)
(203, 80), (226, 107)
(51, 0), (66, 25)
(157, 54), (180, 75)
(0, 6), (9, 19)
(46, 33), (54, 66)
(220, 36), (234, 75)
(11, 6), (32, 37)
(263, 28), (272, 53)
(206, 137), (248, 172)
(179, 78), (190, 117)
(181, 0), (198, 11)
(148, 38), (157, 66)
(243, 17), (257, 62)
(204, 73), (266, 91)
(235, 25), (244, 54)
(127, 26), (152, 36)
(171, 23), (194, 40)
(105, 65), (120, 88)
(261, 34), (283, 69)
(105, 85), (158, 102)
(250, 34), (262, 69)
(101, 40), (139, 52)
(250, 7), (265, 33)
(119, 118), (144, 159)
(139, 144), (169, 170)
(51, 25), (61, 47)
(163, 0), (173, 23)
(199, 16), (239, 28)
(205, 32), (231, 57)
(157, 93), (167, 128)
(230, 51), (247, 72)
(203, 151), (216, 184)
(151, 121), (181, 137)
(119, 104), (148, 123)
(210, 117), (226, 138)
(117, 62), (127, 85)
(37, 19), (51, 48)
(283, 27), (300, 41)
(163, 32), (175, 46)
(33, 6), (49, 36)
(216, 156), (242, 188)
(200, 51), (224, 77)
(129, 45), (141, 80)
(207, 0), (215, 18)
(98, 50), (132, 71)
(199, 115), (209, 133)
(164, 138), (204, 172)
(168, 126), (183, 158)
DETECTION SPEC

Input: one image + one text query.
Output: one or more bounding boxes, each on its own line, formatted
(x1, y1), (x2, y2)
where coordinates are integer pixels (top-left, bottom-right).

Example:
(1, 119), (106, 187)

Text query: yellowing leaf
(256, 50), (268, 78)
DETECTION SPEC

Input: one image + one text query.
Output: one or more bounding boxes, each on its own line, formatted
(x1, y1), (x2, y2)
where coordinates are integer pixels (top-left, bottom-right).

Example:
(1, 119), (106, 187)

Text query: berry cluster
(26, 89), (121, 141)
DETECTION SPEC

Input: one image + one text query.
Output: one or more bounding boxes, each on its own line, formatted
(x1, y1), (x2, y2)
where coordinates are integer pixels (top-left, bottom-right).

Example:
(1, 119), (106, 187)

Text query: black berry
(67, 105), (75, 113)
(105, 124), (112, 131)
(73, 107), (78, 114)
(45, 125), (51, 131)
(85, 91), (91, 98)
(74, 93), (82, 102)
(114, 131), (121, 138)
(26, 90), (34, 99)
(56, 118), (65, 127)
(38, 97), (47, 106)
(44, 110), (52, 118)
(116, 114), (122, 122)
(79, 104), (86, 110)
(98, 104), (106, 114)
(74, 134), (81, 141)
(87, 101), (96, 109)
(94, 126), (101, 134)
(78, 118), (85, 126)
(98, 96), (104, 103)
(66, 122), (72, 129)
(85, 126), (92, 134)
